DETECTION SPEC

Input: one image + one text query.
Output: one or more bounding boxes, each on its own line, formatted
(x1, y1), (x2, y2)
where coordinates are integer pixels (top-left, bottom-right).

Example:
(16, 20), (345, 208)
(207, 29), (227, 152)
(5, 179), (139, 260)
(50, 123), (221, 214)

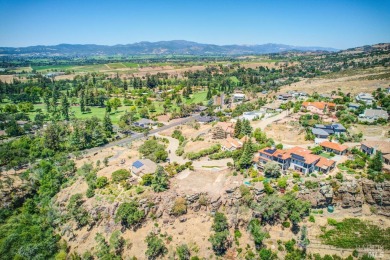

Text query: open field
(282, 67), (390, 95)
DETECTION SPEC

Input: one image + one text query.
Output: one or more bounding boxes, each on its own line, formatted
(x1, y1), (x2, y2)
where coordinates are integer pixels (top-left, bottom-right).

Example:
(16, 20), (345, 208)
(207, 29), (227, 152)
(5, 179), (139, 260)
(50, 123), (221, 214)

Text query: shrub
(96, 176), (108, 188)
(309, 215), (315, 223)
(335, 172), (343, 180)
(176, 244), (191, 260)
(277, 177), (288, 189)
(145, 232), (167, 259)
(141, 173), (153, 186)
(172, 197), (187, 216)
(264, 182), (274, 194)
(293, 172), (300, 178)
(115, 201), (145, 229)
(304, 180), (319, 189)
(282, 221), (291, 228)
(198, 195), (209, 206)
(86, 188), (95, 198)
(327, 218), (338, 226)
(112, 169), (130, 182)
(186, 144), (221, 160)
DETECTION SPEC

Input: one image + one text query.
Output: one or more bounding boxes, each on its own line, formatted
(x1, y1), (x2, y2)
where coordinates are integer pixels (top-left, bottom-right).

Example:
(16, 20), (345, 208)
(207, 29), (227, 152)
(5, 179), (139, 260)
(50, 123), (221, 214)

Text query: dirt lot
(265, 123), (311, 145)
(349, 124), (390, 141)
(174, 168), (237, 196)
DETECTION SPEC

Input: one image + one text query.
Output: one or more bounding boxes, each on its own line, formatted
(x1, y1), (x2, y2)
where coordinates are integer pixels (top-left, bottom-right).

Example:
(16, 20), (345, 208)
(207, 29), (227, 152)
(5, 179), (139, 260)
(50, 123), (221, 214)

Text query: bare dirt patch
(349, 124), (390, 141)
(174, 169), (237, 196)
(265, 123), (311, 145)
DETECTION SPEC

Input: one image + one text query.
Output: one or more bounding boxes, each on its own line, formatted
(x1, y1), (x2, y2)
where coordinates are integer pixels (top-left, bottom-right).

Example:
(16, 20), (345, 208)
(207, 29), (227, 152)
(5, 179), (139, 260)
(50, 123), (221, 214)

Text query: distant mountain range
(0, 40), (339, 56)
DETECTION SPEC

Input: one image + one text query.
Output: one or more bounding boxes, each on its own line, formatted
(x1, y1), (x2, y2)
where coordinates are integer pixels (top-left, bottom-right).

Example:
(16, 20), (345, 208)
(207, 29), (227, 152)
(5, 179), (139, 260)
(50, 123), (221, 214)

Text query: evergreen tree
(61, 95), (70, 121)
(103, 113), (113, 135)
(369, 151), (383, 172)
(238, 142), (253, 169)
(241, 119), (253, 136)
(234, 119), (242, 138)
(80, 90), (85, 113)
(207, 87), (212, 100)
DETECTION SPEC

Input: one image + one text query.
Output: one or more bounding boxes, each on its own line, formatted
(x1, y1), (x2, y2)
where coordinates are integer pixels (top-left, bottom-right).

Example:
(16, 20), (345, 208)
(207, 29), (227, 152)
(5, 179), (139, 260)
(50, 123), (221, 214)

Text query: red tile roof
(320, 141), (348, 152)
(315, 157), (336, 169)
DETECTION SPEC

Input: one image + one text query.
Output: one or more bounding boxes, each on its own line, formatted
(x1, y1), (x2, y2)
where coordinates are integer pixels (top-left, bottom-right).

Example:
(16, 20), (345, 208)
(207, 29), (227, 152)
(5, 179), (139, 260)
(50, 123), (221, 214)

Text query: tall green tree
(369, 151), (383, 172)
(80, 90), (85, 113)
(61, 95), (70, 120)
(238, 142), (253, 169)
(103, 112), (113, 135)
(152, 166), (169, 192)
(234, 119), (242, 138)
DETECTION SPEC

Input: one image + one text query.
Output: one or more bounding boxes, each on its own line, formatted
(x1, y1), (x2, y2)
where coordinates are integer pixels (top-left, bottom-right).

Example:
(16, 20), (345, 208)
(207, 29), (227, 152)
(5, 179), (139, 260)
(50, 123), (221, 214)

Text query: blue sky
(0, 0), (389, 49)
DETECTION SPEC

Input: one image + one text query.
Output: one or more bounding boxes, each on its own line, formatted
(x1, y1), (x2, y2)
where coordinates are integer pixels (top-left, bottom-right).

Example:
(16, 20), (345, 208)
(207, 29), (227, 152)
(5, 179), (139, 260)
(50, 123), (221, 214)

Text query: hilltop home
(359, 109), (388, 121)
(356, 92), (375, 105)
(221, 136), (243, 151)
(320, 141), (348, 155)
(257, 146), (336, 174)
(214, 122), (235, 137)
(360, 141), (390, 165)
(311, 123), (347, 139)
(301, 102), (336, 115)
(131, 159), (157, 177)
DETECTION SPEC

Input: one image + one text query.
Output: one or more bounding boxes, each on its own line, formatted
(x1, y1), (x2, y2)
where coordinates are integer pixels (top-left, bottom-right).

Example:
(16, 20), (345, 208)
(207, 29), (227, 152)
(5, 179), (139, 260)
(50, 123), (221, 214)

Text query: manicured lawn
(185, 91), (207, 105)
(320, 152), (333, 159)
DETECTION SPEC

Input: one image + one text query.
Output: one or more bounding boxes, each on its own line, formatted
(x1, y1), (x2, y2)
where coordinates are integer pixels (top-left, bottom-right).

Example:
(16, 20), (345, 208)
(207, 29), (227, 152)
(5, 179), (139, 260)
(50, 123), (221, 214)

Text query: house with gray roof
(348, 103), (362, 111)
(359, 109), (388, 122)
(133, 118), (157, 128)
(356, 92), (375, 105)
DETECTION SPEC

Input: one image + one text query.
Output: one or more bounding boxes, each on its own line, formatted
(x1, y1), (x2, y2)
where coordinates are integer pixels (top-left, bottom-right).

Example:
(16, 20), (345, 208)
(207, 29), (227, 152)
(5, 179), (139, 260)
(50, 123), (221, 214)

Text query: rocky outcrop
(335, 180), (363, 209)
(362, 179), (390, 216)
(298, 182), (333, 208)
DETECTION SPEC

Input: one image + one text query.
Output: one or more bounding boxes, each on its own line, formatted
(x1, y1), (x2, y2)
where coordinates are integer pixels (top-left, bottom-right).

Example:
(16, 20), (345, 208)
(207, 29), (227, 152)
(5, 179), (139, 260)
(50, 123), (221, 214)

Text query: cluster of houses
(255, 143), (338, 174)
(277, 91), (308, 101)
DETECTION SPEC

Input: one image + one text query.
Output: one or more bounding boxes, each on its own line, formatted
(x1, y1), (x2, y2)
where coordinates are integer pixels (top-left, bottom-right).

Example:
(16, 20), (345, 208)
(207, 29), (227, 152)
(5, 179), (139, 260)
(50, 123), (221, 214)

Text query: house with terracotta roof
(257, 146), (336, 174)
(320, 141), (348, 155)
(221, 136), (243, 151)
(301, 102), (336, 115)
(212, 122), (235, 138)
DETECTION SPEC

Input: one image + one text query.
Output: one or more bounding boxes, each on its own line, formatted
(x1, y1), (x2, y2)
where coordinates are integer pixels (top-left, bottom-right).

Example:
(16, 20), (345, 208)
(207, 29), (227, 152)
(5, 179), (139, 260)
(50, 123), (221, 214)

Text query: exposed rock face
(336, 180), (363, 209)
(362, 179), (390, 216)
(298, 183), (333, 208)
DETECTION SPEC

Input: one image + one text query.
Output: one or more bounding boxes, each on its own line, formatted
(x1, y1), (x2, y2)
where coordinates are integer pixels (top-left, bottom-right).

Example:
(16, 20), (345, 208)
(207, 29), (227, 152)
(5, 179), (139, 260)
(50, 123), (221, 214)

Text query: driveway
(154, 133), (188, 164)
(251, 110), (291, 130)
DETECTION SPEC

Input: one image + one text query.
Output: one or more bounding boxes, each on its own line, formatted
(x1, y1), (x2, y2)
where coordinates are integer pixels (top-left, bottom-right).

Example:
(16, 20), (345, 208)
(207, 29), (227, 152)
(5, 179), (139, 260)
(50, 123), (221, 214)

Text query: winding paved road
(84, 114), (201, 154)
